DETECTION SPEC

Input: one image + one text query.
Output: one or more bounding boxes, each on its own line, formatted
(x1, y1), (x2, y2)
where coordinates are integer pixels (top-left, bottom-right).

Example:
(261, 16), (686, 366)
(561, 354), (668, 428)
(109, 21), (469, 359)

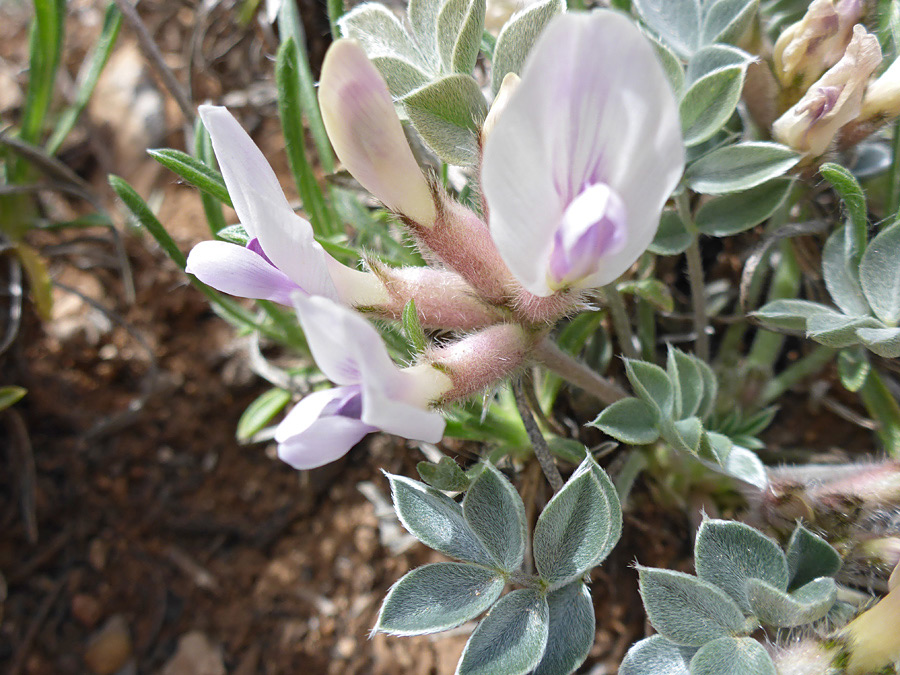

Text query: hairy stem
(759, 345), (836, 404)
(533, 338), (627, 405)
(513, 379), (564, 492)
(677, 192), (709, 361)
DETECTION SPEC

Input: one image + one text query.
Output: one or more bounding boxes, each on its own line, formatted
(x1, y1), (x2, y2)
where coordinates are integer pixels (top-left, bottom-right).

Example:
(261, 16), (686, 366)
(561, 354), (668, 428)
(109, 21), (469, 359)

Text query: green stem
(637, 297), (657, 362)
(602, 284), (639, 359)
(747, 242), (800, 372)
(859, 369), (900, 457)
(888, 119), (900, 219)
(759, 346), (836, 404)
(676, 192), (709, 361)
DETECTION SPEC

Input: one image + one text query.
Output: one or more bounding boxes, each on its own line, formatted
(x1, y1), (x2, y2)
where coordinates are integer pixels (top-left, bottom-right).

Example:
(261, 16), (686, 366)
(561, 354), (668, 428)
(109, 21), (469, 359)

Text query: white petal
(482, 11), (684, 294)
(361, 376), (446, 443)
(292, 294), (399, 386)
(185, 240), (299, 304)
(318, 39), (436, 226)
(198, 106), (292, 238)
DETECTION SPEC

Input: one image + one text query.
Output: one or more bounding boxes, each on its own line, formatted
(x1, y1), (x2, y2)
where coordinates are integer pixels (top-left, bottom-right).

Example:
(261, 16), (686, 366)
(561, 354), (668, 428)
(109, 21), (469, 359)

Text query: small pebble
(84, 615), (132, 675)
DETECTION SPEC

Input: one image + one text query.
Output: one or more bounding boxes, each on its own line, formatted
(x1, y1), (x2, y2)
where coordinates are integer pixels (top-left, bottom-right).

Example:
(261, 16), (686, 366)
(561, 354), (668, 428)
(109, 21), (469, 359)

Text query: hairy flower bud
(773, 25), (882, 157)
(773, 0), (864, 93)
(318, 39), (436, 227)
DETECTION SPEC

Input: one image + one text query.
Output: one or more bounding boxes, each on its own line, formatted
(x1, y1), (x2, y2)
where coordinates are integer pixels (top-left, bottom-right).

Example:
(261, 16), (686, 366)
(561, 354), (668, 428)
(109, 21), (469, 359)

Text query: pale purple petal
(292, 294), (399, 386)
(185, 240), (300, 305)
(482, 11), (684, 295)
(198, 106), (292, 238)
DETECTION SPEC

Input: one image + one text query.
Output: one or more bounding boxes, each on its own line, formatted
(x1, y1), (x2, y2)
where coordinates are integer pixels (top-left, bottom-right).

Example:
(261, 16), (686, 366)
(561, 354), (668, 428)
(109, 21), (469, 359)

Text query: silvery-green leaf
(586, 456), (623, 566)
(436, 0), (485, 74)
(785, 524), (842, 589)
(632, 0), (702, 58)
(624, 360), (675, 418)
(688, 637), (776, 675)
(590, 397), (660, 445)
(695, 178), (793, 237)
(637, 567), (747, 646)
(695, 358), (718, 420)
(694, 518), (788, 613)
(532, 582), (595, 675)
(667, 347), (705, 419)
(823, 227), (871, 317)
(722, 445), (767, 490)
(375, 562), (505, 635)
(463, 463), (527, 573)
(701, 0), (758, 46)
(408, 0), (442, 67)
(857, 326), (900, 358)
(699, 430), (732, 465)
(753, 299), (843, 332)
(402, 74), (487, 166)
(666, 417), (705, 455)
(685, 142), (800, 194)
(649, 209), (692, 255)
(860, 222), (900, 325)
(684, 44), (751, 84)
(807, 313), (881, 348)
(371, 55), (431, 97)
(456, 588), (549, 675)
(417, 456), (471, 491)
(533, 460), (617, 589)
(619, 635), (695, 675)
(619, 278), (675, 313)
(746, 577), (836, 627)
(679, 64), (746, 146)
(490, 0), (564, 94)
(339, 4), (428, 70)
(387, 473), (494, 566)
(651, 38), (686, 96)
(837, 347), (870, 392)
(820, 163), (867, 257)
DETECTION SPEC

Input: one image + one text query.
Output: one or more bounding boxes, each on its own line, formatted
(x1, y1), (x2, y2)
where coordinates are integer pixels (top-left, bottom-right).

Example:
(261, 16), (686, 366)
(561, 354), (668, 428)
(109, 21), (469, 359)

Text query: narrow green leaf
(463, 463), (527, 573)
(820, 162), (868, 261)
(46, 3), (122, 155)
(402, 299), (427, 354)
(0, 386), (27, 412)
(860, 221), (900, 324)
(680, 64), (746, 146)
(532, 582), (595, 675)
(624, 360), (675, 418)
(823, 226), (870, 316)
(236, 388), (292, 441)
(20, 0), (65, 146)
(695, 178), (793, 237)
(148, 149), (233, 207)
(591, 398), (660, 445)
(193, 118), (228, 235)
(276, 38), (340, 236)
(837, 347), (870, 392)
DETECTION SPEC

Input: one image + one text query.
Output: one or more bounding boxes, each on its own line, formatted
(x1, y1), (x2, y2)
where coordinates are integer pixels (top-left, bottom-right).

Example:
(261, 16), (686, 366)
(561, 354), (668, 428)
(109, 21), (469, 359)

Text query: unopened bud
(318, 39), (436, 227)
(860, 56), (900, 120)
(773, 25), (882, 157)
(774, 0), (864, 93)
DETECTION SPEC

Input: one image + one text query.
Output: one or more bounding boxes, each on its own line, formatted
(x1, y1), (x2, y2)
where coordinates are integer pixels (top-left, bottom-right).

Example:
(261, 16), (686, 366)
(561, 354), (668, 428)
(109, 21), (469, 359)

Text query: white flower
(481, 10), (684, 297)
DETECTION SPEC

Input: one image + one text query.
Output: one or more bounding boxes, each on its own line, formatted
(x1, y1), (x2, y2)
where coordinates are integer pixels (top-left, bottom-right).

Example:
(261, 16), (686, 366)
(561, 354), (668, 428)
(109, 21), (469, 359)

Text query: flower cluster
(185, 10), (684, 470)
(771, 0), (900, 157)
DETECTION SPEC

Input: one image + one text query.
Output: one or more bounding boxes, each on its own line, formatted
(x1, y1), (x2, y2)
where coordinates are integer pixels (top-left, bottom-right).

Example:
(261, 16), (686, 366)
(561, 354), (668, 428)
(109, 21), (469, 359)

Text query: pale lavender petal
(292, 294), (399, 386)
(483, 11), (684, 295)
(185, 240), (300, 305)
(277, 415), (373, 469)
(198, 106), (292, 238)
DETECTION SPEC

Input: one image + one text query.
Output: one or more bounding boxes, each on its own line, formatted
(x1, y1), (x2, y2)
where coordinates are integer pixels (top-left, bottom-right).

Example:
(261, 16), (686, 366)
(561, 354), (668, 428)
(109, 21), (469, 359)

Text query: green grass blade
(147, 148), (233, 207)
(276, 38), (340, 237)
(19, 0), (65, 146)
(46, 3), (122, 155)
(327, 0), (345, 38)
(276, 0), (335, 173)
(108, 174), (280, 338)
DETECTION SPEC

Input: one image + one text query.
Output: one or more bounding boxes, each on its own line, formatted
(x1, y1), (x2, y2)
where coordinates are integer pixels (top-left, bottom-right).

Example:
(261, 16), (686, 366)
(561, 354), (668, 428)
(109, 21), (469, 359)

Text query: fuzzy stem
(759, 345), (836, 404)
(677, 193), (709, 361)
(513, 379), (564, 492)
(887, 119), (900, 218)
(746, 242), (800, 372)
(601, 284), (639, 359)
(533, 338), (627, 405)
(859, 369), (900, 457)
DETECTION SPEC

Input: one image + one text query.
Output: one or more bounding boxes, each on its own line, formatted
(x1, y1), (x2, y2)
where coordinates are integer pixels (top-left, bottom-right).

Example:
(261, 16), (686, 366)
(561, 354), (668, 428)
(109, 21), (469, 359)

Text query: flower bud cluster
(769, 0), (900, 158)
(184, 11), (684, 470)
